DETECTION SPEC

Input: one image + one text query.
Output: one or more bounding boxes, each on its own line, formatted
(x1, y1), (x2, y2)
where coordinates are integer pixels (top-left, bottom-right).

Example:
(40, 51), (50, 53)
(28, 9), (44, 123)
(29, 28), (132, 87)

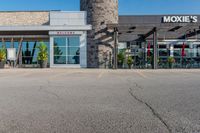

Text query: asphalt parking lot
(0, 69), (200, 133)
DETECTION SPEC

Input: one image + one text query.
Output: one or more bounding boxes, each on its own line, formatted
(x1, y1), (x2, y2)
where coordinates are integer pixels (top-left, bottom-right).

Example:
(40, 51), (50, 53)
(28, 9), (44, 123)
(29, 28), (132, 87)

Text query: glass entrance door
(53, 36), (80, 65)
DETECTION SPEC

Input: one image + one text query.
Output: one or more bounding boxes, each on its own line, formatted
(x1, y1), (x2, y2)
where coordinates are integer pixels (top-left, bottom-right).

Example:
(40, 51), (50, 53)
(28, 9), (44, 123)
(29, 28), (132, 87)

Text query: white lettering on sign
(56, 31), (75, 35)
(163, 16), (198, 23)
(49, 31), (83, 35)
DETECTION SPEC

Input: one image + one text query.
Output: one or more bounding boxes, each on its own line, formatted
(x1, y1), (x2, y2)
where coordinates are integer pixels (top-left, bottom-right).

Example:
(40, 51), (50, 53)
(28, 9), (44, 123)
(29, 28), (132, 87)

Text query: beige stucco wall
(0, 11), (49, 26)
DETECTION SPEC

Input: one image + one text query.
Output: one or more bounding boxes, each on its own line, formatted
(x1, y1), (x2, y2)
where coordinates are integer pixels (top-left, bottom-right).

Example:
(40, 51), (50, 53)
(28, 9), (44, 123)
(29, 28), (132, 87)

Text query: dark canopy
(107, 15), (200, 42)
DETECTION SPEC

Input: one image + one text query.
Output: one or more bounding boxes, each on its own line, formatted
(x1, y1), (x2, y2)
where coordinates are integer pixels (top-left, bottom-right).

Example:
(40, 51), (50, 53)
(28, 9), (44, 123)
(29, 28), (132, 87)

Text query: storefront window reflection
(21, 41), (49, 65)
(53, 36), (80, 65)
(0, 39), (49, 65)
(118, 41), (200, 69)
(158, 42), (200, 68)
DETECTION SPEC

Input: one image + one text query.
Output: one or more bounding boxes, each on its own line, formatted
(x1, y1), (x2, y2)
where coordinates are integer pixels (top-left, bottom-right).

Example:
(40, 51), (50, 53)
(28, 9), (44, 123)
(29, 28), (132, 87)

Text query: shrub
(0, 46), (6, 62)
(127, 56), (133, 69)
(37, 42), (48, 61)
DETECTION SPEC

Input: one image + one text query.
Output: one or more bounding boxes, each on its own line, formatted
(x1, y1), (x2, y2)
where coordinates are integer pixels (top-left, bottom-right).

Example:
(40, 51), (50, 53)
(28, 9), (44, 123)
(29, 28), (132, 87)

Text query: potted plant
(0, 46), (6, 68)
(167, 56), (175, 69)
(127, 56), (133, 69)
(37, 42), (48, 68)
(117, 50), (125, 68)
(147, 55), (153, 68)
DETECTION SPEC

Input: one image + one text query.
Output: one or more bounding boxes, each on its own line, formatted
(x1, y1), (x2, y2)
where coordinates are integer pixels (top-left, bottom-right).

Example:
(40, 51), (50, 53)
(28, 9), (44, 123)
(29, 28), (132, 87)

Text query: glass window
(53, 36), (80, 65)
(67, 37), (80, 47)
(5, 42), (10, 48)
(54, 46), (66, 56)
(54, 37), (66, 47)
(14, 42), (19, 53)
(67, 56), (80, 64)
(54, 56), (66, 64)
(67, 47), (80, 56)
(0, 39), (49, 65)
(21, 41), (49, 65)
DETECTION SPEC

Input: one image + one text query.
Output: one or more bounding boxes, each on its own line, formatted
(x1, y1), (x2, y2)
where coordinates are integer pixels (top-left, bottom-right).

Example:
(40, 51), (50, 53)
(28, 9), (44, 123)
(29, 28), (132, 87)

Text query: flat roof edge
(0, 25), (92, 31)
(0, 10), (60, 12)
(119, 14), (200, 17)
(0, 10), (85, 13)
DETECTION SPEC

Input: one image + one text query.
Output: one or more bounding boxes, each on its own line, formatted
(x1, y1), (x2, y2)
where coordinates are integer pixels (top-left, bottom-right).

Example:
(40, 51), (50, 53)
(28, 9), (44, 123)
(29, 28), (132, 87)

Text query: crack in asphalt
(39, 86), (61, 100)
(129, 87), (172, 133)
(134, 82), (144, 90)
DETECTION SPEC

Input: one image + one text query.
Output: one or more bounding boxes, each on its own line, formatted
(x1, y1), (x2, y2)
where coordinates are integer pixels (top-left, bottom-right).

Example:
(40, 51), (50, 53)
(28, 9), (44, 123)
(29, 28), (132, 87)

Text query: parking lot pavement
(0, 69), (200, 133)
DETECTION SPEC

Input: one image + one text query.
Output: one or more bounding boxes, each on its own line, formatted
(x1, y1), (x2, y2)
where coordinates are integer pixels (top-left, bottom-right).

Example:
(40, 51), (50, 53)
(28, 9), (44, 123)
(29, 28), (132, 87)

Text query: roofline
(0, 10), (60, 12)
(119, 14), (200, 17)
(0, 25), (92, 31)
(0, 10), (86, 13)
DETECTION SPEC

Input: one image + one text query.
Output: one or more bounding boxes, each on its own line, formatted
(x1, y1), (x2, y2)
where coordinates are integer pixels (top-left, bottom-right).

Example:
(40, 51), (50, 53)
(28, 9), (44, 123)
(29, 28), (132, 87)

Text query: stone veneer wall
(0, 11), (49, 26)
(80, 0), (118, 68)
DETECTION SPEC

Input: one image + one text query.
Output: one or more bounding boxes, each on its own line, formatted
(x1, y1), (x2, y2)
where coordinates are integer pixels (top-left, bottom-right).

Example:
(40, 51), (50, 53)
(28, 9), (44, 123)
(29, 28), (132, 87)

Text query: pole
(113, 27), (118, 69)
(1, 38), (5, 47)
(11, 38), (14, 48)
(153, 28), (158, 69)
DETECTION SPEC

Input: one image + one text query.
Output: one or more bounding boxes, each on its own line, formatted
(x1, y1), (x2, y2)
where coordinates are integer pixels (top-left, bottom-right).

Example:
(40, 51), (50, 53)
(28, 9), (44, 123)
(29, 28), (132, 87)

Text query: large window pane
(67, 37), (80, 47)
(67, 47), (80, 56)
(5, 42), (10, 48)
(53, 37), (67, 64)
(0, 40), (49, 65)
(67, 56), (80, 64)
(54, 37), (66, 47)
(22, 41), (37, 64)
(21, 41), (49, 65)
(54, 46), (66, 56)
(54, 56), (66, 64)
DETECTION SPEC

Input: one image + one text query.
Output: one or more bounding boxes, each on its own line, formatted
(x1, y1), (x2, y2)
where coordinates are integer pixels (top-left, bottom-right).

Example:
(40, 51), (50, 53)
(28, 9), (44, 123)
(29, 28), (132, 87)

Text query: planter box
(0, 61), (5, 68)
(38, 60), (47, 68)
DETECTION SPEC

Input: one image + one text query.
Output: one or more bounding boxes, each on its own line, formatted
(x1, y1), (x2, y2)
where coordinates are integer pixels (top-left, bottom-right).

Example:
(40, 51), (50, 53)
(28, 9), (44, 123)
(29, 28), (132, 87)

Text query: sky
(0, 0), (200, 15)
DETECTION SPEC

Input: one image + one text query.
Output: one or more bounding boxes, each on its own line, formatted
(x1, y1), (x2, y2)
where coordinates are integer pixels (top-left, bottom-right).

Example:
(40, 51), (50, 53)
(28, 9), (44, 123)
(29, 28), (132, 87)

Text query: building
(80, 0), (200, 69)
(110, 15), (200, 69)
(1, 0), (200, 69)
(0, 11), (91, 68)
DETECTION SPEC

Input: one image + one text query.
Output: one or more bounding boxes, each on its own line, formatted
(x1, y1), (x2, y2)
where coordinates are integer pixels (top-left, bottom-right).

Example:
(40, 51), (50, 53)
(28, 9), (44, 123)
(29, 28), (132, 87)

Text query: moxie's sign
(163, 16), (198, 23)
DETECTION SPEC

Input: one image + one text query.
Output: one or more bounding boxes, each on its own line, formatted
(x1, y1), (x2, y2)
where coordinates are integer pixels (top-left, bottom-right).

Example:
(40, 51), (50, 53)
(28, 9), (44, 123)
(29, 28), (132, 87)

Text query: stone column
(80, 0), (119, 68)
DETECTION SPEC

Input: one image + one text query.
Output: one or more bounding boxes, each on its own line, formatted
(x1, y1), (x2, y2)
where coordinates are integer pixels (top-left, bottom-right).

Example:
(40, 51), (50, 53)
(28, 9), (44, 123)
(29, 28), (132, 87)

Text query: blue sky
(0, 0), (200, 15)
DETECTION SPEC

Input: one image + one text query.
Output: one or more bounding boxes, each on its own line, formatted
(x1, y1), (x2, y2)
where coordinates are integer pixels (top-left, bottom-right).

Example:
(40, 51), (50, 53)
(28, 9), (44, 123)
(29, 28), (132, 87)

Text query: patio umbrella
(181, 42), (186, 57)
(147, 42), (151, 57)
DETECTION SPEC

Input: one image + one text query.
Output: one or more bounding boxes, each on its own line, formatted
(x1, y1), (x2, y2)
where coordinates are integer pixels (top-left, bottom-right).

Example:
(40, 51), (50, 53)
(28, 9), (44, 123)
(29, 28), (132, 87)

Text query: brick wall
(0, 11), (49, 26)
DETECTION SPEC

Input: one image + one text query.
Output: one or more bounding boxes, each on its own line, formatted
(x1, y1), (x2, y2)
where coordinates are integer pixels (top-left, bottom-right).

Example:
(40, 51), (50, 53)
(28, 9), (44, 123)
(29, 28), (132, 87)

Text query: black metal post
(153, 28), (158, 69)
(15, 38), (23, 67)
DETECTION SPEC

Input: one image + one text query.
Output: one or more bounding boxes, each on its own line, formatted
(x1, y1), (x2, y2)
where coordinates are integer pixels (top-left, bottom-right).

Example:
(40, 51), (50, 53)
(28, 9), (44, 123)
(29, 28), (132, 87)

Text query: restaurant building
(81, 0), (200, 69)
(114, 15), (200, 69)
(0, 11), (91, 68)
(1, 0), (200, 69)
